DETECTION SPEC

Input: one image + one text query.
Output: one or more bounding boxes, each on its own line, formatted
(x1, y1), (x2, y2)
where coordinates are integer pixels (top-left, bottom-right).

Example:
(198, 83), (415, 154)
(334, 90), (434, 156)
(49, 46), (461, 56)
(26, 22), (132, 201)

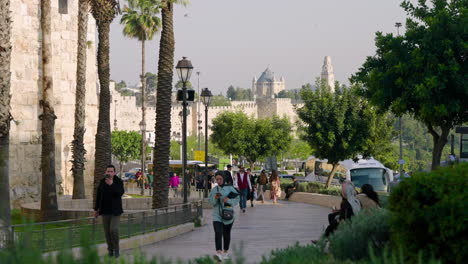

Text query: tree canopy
(210, 111), (292, 167)
(351, 0), (467, 169)
(111, 130), (143, 172)
(226, 85), (253, 101)
(297, 80), (394, 187)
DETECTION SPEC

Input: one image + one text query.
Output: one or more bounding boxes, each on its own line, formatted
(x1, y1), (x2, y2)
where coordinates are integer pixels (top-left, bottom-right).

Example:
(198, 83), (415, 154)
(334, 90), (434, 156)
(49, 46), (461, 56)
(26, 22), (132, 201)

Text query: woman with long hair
(357, 183), (380, 210)
(269, 170), (281, 204)
(208, 172), (240, 261)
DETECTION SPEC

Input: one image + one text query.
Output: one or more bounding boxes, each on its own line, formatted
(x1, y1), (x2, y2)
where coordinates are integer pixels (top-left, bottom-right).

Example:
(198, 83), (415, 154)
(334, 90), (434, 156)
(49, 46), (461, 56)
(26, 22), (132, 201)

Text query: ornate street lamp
(175, 57), (193, 203)
(200, 87), (213, 198)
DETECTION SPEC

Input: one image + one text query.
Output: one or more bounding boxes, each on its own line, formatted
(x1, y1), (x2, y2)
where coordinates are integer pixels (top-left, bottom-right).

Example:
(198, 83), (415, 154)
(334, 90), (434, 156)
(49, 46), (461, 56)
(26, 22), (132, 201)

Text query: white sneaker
(223, 252), (231, 260)
(214, 253), (223, 261)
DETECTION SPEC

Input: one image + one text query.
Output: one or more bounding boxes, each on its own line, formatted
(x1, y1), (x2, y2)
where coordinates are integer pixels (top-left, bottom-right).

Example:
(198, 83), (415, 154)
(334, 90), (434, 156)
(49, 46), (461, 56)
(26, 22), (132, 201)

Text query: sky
(109, 0), (407, 95)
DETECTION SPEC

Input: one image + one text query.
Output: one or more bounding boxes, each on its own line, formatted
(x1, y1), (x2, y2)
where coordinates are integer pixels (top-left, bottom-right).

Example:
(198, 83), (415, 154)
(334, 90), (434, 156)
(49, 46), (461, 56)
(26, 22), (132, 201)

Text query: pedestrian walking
(223, 165), (235, 186)
(248, 168), (258, 207)
(235, 166), (252, 213)
(257, 170), (269, 203)
(169, 173), (180, 197)
(269, 170), (281, 204)
(94, 164), (125, 258)
(208, 173), (240, 261)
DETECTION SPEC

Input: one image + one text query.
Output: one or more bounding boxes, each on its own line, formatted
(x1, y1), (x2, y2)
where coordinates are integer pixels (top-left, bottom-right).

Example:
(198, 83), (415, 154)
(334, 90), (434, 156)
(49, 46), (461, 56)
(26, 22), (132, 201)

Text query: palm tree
(71, 0), (90, 199)
(89, 0), (120, 203)
(152, 0), (188, 209)
(121, 0), (161, 196)
(39, 0), (59, 221)
(0, 0), (13, 237)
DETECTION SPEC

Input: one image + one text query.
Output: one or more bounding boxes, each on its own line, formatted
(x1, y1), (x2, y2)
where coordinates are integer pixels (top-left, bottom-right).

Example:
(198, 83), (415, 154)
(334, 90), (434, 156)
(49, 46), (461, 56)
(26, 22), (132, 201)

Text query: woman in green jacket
(208, 172), (240, 261)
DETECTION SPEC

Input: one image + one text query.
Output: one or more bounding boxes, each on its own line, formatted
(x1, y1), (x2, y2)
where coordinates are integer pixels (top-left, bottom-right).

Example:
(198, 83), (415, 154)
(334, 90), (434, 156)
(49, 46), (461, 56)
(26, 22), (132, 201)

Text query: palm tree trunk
(140, 39), (146, 196)
(39, 0), (59, 221)
(153, 1), (174, 209)
(72, 0), (89, 199)
(93, 20), (112, 203)
(0, 0), (13, 241)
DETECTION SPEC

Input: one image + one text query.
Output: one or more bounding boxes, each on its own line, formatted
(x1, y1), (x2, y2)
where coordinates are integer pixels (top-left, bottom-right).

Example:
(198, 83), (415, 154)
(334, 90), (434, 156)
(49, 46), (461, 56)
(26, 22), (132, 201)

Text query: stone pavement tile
(123, 201), (330, 263)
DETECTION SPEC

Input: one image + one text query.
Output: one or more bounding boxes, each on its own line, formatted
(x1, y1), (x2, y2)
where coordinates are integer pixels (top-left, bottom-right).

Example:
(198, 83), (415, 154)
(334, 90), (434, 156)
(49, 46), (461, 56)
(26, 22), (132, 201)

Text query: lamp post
(139, 120), (146, 196)
(175, 57), (193, 204)
(395, 22), (404, 177)
(200, 87), (213, 198)
(196, 72), (202, 151)
(114, 99), (117, 130)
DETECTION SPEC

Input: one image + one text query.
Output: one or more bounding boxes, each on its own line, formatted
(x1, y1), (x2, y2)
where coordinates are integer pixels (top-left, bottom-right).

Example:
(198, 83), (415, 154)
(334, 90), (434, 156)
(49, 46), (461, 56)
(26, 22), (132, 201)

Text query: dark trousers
(213, 221), (233, 251)
(285, 188), (295, 199)
(239, 188), (249, 209)
(102, 215), (120, 252)
(324, 211), (339, 237)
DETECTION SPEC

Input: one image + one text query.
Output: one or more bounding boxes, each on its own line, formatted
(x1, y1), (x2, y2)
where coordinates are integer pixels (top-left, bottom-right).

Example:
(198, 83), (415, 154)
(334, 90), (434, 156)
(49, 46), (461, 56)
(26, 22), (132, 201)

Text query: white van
(340, 158), (394, 192)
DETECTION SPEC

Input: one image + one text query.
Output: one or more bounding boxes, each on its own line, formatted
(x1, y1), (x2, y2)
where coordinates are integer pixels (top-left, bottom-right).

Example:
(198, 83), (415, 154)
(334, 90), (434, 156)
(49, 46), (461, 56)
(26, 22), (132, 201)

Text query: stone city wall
(9, 0), (98, 207)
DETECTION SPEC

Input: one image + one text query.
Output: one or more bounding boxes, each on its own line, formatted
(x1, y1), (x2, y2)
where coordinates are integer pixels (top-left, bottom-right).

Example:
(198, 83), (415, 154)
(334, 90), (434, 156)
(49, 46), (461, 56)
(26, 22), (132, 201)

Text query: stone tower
(321, 56), (335, 92)
(252, 67), (285, 98)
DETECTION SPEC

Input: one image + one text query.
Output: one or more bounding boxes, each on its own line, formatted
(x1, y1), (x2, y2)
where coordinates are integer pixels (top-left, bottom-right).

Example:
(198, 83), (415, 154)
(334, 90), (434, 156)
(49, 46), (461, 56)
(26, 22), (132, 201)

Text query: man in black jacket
(94, 164), (125, 258)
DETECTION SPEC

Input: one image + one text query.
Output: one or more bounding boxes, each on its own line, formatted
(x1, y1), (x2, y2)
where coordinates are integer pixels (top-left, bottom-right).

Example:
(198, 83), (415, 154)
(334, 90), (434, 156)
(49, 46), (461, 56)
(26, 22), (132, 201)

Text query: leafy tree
(226, 86), (253, 101)
(226, 85), (236, 100)
(297, 80), (394, 188)
(145, 72), (157, 106)
(115, 80), (127, 91)
(175, 80), (192, 89)
(145, 72), (157, 92)
(284, 139), (313, 162)
(277, 90), (291, 98)
(111, 131), (142, 175)
(211, 112), (292, 168)
(210, 94), (231, 106)
(352, 0), (467, 169)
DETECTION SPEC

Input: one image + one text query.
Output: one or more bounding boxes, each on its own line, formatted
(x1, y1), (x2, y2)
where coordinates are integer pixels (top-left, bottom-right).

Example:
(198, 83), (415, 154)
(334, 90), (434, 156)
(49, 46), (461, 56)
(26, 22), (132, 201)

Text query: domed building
(252, 67), (285, 99)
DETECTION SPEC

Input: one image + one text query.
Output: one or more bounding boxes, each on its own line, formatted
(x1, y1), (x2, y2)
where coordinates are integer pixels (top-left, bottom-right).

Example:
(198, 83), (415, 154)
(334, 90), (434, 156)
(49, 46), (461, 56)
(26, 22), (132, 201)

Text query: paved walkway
(122, 200), (329, 263)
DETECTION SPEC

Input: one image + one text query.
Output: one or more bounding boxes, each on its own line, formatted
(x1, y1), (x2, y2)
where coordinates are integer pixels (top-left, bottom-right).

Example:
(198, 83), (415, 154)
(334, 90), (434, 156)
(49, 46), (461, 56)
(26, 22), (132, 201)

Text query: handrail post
(41, 223), (46, 252)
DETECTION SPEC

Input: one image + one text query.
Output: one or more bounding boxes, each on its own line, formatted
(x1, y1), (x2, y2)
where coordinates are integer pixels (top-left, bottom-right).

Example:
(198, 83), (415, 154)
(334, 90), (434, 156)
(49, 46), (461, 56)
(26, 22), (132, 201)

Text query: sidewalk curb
(43, 222), (195, 258)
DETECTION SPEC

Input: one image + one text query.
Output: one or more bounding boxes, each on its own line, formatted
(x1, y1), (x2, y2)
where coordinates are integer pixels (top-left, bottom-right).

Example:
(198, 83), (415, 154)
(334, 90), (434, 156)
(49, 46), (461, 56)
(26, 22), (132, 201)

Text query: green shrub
(318, 188), (341, 196)
(328, 208), (391, 261)
(259, 243), (333, 264)
(388, 163), (468, 263)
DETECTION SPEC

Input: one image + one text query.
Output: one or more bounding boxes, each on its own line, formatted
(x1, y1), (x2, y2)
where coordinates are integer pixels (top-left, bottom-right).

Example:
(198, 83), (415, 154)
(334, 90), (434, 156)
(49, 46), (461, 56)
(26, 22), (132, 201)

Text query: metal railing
(1, 202), (202, 252)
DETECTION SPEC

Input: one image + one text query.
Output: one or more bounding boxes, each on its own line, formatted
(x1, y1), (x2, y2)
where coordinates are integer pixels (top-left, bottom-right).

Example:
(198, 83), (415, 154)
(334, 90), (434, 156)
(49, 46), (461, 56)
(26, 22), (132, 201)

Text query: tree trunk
(0, 0), (13, 242)
(39, 0), (59, 221)
(428, 124), (450, 170)
(153, 1), (174, 209)
(93, 20), (112, 203)
(140, 40), (146, 196)
(325, 163), (339, 189)
(71, 0), (89, 199)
